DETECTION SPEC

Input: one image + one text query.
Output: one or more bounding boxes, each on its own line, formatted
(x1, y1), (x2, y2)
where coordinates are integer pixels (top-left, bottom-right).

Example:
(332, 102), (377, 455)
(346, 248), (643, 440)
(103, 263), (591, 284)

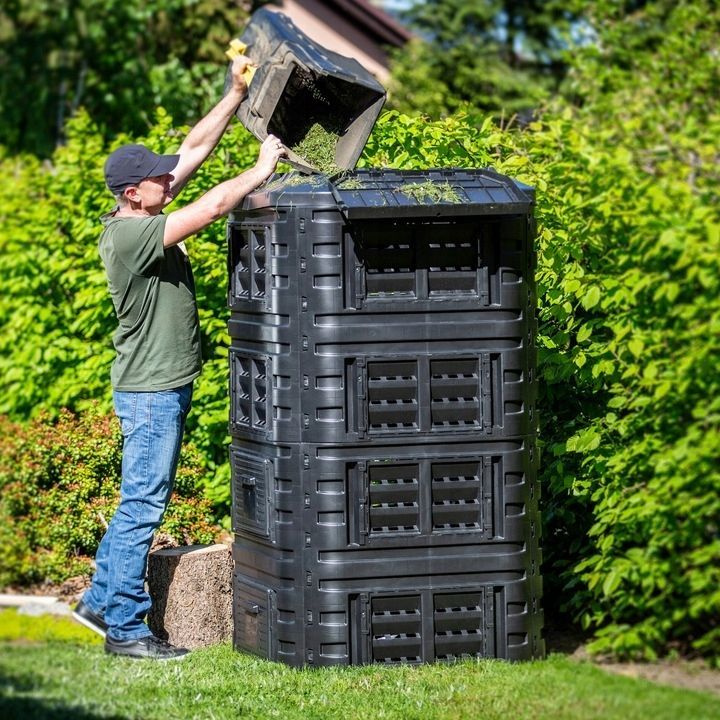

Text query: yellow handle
(226, 39), (257, 86)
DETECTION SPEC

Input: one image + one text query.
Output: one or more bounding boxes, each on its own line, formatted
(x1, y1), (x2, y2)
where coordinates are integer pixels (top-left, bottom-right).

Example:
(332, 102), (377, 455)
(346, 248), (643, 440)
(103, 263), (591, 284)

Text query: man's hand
(255, 135), (287, 183)
(168, 54), (259, 199)
(229, 55), (256, 98)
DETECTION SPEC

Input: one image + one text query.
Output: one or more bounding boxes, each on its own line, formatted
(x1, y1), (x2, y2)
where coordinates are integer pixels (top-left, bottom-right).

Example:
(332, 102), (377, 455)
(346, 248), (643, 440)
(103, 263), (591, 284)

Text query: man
(72, 56), (285, 660)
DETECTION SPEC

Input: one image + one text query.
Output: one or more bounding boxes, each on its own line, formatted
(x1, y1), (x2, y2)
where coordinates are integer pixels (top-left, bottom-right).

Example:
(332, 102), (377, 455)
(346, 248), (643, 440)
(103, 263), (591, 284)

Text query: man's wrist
(245, 166), (266, 188)
(225, 86), (247, 105)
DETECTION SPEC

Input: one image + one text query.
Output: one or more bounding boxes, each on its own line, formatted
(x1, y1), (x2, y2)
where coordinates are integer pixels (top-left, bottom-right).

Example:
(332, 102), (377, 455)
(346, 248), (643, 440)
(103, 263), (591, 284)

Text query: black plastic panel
(229, 438), (539, 552)
(231, 565), (544, 666)
(230, 8), (386, 172)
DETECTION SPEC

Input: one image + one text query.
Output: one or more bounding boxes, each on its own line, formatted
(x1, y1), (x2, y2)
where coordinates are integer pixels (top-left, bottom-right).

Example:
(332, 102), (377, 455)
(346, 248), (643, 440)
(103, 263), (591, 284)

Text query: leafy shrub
(0, 406), (219, 586)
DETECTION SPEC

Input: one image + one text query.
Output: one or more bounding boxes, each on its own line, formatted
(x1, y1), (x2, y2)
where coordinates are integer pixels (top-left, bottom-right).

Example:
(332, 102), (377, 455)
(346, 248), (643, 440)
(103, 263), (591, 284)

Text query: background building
(270, 0), (411, 82)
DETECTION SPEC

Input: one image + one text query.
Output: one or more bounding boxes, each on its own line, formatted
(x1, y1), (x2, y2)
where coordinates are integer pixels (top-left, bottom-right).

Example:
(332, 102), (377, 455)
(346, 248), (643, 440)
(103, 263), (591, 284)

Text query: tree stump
(147, 544), (233, 649)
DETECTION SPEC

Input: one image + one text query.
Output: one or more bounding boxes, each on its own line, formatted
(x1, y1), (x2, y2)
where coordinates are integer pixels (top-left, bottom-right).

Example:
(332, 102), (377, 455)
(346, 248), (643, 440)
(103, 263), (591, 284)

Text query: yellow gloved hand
(225, 39), (257, 86)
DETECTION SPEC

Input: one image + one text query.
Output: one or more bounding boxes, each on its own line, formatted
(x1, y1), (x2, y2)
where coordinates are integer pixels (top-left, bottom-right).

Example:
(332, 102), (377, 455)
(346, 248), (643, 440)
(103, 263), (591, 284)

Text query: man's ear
(124, 186), (140, 203)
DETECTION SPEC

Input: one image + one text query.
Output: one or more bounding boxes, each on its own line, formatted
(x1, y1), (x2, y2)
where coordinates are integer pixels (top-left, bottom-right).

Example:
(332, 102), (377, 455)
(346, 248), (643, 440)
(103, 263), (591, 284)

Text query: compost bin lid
(329, 169), (535, 220)
(234, 168), (534, 217)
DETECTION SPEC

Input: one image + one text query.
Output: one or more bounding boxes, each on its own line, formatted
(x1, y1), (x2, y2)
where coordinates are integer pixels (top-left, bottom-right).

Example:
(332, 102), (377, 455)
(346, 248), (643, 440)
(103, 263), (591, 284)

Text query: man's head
(104, 144), (179, 211)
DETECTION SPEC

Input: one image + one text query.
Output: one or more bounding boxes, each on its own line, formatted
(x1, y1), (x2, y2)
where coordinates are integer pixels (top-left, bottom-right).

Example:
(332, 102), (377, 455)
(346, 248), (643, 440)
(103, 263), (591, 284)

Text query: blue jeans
(83, 383), (193, 640)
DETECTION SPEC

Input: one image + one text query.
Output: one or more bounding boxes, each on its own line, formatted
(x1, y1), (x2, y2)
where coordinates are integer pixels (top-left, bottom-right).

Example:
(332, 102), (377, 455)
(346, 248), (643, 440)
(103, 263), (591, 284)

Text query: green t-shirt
(99, 213), (202, 391)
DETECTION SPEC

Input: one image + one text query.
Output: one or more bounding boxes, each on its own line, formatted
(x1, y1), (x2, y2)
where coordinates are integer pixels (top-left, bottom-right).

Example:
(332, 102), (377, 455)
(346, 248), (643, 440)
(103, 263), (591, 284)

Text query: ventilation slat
(431, 378), (479, 395)
(369, 383), (418, 401)
(371, 595), (422, 663)
(434, 609), (484, 633)
(371, 614), (421, 634)
(372, 635), (422, 660)
(433, 592), (485, 660)
(430, 359), (481, 427)
(431, 478), (481, 500)
(368, 403), (418, 426)
(430, 462), (484, 531)
(368, 465), (420, 536)
(431, 406), (479, 424)
(370, 483), (418, 504)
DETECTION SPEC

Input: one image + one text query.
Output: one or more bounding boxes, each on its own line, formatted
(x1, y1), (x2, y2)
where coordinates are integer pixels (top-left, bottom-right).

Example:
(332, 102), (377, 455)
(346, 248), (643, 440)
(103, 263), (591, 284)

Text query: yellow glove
(225, 39), (257, 86)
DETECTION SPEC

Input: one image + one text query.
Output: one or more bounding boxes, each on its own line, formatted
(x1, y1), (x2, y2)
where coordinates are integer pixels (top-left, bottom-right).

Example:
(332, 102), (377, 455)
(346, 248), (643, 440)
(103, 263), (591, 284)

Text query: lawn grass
(0, 607), (102, 646)
(0, 609), (717, 720)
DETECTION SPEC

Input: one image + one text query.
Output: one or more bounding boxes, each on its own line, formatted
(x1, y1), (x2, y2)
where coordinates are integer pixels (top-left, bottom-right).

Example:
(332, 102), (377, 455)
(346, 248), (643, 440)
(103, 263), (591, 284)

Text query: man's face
(128, 172), (174, 211)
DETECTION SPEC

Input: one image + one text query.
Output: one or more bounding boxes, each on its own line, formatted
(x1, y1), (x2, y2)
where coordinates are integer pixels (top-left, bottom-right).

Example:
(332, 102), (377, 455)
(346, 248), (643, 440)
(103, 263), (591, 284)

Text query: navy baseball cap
(104, 144), (180, 193)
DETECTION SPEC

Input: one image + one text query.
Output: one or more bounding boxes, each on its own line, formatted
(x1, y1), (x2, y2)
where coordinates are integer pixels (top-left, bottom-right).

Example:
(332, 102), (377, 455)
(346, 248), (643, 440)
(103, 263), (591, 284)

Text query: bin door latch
(244, 602), (260, 616)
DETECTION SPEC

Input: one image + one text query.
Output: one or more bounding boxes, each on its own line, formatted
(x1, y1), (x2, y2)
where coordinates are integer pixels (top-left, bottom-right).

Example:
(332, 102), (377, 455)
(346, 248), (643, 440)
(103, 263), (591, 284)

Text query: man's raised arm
(163, 134), (285, 248)
(168, 56), (255, 199)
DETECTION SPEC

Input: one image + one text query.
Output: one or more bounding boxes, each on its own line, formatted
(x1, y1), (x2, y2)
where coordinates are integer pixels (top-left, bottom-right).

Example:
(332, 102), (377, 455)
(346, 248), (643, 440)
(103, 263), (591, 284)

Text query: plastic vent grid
(430, 359), (481, 427)
(364, 228), (416, 297)
(431, 461), (484, 531)
(371, 595), (422, 664)
(434, 591), (486, 660)
(367, 360), (419, 430)
(427, 238), (479, 296)
(369, 464), (420, 534)
(230, 227), (267, 303)
(231, 353), (268, 431)
(358, 224), (481, 300)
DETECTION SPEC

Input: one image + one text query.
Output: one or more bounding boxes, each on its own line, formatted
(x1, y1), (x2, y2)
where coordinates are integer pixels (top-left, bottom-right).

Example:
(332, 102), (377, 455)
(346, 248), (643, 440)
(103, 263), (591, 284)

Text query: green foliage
(0, 0), (279, 156)
(360, 110), (502, 169)
(0, 406), (218, 586)
(386, 0), (578, 119)
(534, 0), (720, 663)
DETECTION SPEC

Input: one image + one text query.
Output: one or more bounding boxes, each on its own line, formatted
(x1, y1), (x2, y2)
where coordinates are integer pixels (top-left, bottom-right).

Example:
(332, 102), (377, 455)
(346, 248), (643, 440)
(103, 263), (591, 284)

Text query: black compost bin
(227, 169), (544, 666)
(228, 8), (386, 173)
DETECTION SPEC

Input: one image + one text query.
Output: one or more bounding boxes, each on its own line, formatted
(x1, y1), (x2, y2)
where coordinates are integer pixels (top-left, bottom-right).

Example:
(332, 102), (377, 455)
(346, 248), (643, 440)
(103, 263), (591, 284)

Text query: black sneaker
(72, 599), (108, 638)
(105, 634), (189, 661)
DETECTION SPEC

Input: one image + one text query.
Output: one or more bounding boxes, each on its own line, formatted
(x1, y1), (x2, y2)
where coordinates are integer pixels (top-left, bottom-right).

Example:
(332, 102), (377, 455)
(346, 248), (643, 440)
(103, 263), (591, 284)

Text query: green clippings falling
(262, 171), (329, 194)
(335, 175), (363, 190)
(263, 172), (309, 192)
(290, 123), (342, 175)
(396, 180), (462, 203)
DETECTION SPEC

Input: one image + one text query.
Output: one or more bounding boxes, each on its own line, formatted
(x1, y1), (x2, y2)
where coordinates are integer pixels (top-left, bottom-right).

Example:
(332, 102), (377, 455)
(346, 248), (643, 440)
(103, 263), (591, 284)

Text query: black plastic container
(229, 8), (386, 173)
(233, 558), (543, 665)
(227, 169), (543, 666)
(229, 437), (540, 551)
(230, 440), (543, 666)
(227, 331), (536, 444)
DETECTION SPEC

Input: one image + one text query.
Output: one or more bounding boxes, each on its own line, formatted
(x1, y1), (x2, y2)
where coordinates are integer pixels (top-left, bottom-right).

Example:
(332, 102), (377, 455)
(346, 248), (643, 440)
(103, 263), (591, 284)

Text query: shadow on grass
(0, 668), (126, 720)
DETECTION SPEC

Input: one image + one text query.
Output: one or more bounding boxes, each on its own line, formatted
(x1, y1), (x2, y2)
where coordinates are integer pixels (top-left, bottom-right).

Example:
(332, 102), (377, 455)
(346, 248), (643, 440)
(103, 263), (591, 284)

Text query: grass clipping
(397, 180), (462, 203)
(290, 123), (341, 175)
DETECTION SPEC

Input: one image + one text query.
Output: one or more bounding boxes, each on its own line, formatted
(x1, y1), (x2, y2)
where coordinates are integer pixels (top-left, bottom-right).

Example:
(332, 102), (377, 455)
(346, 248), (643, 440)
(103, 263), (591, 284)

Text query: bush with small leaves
(0, 406), (219, 586)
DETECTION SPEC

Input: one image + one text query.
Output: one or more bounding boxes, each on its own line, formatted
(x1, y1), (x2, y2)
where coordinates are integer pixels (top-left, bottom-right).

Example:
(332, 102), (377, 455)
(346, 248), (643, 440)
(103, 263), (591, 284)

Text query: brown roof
(316, 0), (413, 47)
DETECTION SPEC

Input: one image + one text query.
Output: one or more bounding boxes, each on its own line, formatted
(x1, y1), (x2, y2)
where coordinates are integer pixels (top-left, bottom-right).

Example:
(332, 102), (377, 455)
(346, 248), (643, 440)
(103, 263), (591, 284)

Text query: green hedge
(0, 1), (718, 662)
(0, 406), (218, 586)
